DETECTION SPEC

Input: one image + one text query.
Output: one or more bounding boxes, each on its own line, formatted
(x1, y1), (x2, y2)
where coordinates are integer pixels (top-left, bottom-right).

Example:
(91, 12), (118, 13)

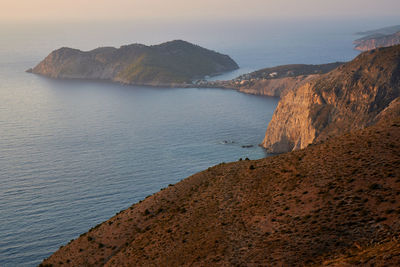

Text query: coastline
(2, 17), (390, 262)
(26, 70), (281, 97)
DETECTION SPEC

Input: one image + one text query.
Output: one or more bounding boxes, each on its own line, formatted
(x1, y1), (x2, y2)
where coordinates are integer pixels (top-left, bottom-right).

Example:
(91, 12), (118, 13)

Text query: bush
(375, 217), (387, 222)
(369, 183), (381, 190)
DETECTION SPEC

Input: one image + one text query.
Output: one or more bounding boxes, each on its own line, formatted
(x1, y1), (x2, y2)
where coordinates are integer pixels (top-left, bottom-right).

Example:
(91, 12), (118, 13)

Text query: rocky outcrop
(354, 31), (400, 51)
(262, 45), (400, 153)
(40, 117), (400, 266)
(28, 40), (239, 86)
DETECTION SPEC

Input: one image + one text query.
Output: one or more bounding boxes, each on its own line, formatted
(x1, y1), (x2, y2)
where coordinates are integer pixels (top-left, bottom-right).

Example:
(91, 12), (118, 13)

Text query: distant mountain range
(356, 25), (400, 36)
(28, 40), (239, 87)
(354, 25), (400, 51)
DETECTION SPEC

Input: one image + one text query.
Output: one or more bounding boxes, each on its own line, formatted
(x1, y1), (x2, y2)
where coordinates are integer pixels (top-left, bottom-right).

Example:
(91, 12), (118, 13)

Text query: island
(27, 40), (239, 87)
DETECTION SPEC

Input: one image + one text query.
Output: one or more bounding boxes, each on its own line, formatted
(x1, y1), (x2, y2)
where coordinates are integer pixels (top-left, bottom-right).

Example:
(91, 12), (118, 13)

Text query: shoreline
(27, 71), (283, 98)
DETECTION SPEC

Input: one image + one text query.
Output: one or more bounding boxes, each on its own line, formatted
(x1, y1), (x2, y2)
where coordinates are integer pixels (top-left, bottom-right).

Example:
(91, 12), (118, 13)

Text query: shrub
(369, 183), (381, 190)
(375, 217), (387, 222)
(385, 209), (395, 214)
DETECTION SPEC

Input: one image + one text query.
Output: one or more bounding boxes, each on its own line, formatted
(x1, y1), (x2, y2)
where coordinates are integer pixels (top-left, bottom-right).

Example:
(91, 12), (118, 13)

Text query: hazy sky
(2, 0), (400, 21)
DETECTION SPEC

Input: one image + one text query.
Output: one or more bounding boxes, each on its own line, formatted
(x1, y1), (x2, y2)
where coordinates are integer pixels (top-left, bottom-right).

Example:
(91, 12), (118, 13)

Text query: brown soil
(40, 117), (400, 266)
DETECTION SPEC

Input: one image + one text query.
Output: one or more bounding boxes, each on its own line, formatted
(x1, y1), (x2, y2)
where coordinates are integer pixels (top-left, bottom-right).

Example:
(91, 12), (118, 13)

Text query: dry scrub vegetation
(41, 118), (400, 266)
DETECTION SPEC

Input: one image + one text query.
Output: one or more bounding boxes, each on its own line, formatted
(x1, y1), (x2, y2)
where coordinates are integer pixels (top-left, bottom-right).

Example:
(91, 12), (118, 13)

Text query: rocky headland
(28, 40), (239, 87)
(262, 45), (400, 153)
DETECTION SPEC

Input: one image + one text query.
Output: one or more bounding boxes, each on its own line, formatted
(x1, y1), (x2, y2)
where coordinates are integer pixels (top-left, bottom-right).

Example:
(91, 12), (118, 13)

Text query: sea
(0, 17), (397, 266)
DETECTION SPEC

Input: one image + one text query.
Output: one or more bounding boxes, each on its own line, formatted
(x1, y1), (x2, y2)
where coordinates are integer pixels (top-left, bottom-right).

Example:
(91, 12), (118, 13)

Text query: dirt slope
(40, 117), (400, 266)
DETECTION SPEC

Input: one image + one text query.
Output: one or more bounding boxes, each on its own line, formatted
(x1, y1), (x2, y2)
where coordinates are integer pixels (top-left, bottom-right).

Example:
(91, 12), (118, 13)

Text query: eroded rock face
(262, 45), (400, 153)
(29, 40), (239, 86)
(261, 83), (318, 153)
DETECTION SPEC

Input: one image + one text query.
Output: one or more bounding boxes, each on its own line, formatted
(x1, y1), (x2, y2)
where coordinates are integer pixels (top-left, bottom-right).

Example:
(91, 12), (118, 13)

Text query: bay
(0, 17), (397, 266)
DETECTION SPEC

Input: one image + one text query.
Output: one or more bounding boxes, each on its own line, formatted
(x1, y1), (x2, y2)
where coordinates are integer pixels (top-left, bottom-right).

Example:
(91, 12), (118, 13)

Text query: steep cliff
(28, 40), (239, 86)
(354, 31), (400, 51)
(262, 45), (400, 153)
(40, 118), (400, 266)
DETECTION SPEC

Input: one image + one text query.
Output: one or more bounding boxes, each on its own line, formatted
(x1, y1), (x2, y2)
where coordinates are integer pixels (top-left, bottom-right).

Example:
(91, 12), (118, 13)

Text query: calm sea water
(0, 17), (397, 266)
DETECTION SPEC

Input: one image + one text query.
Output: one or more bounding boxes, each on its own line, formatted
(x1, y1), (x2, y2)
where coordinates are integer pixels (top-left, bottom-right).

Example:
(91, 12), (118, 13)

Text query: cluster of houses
(230, 71), (281, 86)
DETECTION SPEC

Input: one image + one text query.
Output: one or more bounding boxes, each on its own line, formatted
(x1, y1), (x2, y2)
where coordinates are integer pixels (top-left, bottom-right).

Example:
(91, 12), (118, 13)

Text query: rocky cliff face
(354, 31), (400, 51)
(262, 45), (400, 153)
(28, 40), (239, 86)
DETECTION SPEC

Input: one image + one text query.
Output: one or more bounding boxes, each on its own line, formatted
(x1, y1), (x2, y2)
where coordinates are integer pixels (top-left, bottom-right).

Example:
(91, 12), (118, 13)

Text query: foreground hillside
(41, 117), (400, 266)
(28, 40), (238, 86)
(262, 45), (400, 153)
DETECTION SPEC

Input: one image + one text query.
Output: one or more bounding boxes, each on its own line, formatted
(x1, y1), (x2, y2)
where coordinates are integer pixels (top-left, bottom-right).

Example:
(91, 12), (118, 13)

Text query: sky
(1, 0), (400, 22)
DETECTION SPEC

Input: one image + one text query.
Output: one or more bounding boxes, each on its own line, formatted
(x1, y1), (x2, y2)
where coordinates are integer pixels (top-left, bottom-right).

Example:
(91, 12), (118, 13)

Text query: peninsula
(200, 62), (343, 97)
(28, 40), (239, 87)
